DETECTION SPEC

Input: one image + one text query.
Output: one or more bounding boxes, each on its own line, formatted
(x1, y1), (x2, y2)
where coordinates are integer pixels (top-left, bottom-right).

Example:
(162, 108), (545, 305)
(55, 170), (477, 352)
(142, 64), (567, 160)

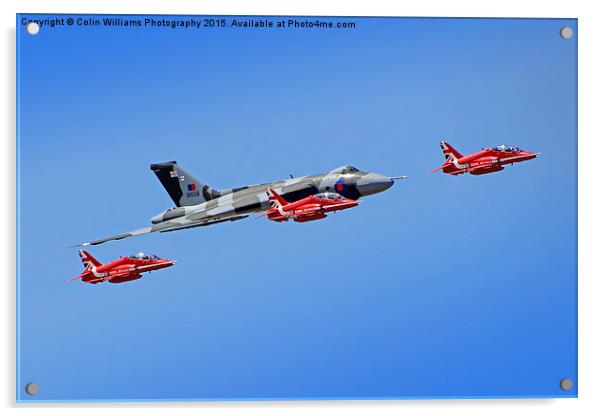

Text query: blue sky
(17, 15), (577, 401)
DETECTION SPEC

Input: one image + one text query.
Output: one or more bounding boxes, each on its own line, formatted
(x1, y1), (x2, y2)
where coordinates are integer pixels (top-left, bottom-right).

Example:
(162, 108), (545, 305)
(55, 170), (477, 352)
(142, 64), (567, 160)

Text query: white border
(3, 1), (600, 415)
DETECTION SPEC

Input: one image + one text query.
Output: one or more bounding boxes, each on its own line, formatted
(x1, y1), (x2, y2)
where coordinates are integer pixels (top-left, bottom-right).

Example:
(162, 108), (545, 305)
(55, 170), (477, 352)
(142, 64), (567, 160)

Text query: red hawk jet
(432, 141), (539, 176)
(260, 187), (359, 223)
(68, 250), (175, 284)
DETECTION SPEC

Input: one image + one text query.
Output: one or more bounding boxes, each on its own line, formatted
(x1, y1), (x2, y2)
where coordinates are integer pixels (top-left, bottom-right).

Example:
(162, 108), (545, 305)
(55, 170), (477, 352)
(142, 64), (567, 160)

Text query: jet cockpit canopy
(493, 145), (521, 153)
(331, 165), (361, 174)
(315, 192), (345, 200)
(129, 252), (158, 260)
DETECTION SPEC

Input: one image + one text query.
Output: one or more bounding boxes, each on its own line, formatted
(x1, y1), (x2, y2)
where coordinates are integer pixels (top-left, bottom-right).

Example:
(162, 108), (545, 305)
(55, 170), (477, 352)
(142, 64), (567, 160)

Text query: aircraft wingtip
(69, 242), (88, 248)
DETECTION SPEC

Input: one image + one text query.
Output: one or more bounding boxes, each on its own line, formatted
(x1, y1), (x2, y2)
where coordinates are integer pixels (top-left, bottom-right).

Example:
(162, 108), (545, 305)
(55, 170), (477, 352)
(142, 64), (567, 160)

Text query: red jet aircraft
(68, 250), (175, 284)
(260, 187), (359, 223)
(432, 141), (539, 176)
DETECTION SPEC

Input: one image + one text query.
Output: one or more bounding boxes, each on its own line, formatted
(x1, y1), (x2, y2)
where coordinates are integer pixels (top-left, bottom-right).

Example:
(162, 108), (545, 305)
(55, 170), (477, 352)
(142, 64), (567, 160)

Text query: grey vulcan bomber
(80, 162), (406, 246)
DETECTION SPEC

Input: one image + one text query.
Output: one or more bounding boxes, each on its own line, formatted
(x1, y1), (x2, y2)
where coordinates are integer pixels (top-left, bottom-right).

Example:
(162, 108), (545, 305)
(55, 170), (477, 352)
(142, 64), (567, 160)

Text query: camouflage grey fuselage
(81, 162), (398, 246)
(149, 162), (394, 224)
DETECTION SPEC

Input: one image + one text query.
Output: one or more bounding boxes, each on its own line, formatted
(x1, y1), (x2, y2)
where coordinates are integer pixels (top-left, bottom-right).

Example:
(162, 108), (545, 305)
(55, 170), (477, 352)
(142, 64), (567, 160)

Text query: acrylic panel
(16, 14), (577, 402)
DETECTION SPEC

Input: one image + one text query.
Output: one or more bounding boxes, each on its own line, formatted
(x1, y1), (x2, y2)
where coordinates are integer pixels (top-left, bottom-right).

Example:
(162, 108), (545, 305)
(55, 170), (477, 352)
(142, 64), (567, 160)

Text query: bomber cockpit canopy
(315, 192), (345, 200)
(330, 165), (361, 174)
(492, 145), (522, 153)
(128, 252), (158, 260)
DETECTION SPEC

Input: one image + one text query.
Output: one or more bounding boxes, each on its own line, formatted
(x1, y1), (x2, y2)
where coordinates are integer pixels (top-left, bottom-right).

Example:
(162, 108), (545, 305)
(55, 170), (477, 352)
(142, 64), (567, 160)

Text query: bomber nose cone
(356, 173), (394, 196)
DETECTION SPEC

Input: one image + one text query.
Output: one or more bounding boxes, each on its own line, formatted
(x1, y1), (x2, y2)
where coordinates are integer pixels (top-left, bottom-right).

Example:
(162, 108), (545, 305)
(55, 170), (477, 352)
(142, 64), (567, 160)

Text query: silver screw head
(25, 383), (39, 396)
(26, 22), (40, 35)
(560, 26), (573, 39)
(559, 378), (573, 391)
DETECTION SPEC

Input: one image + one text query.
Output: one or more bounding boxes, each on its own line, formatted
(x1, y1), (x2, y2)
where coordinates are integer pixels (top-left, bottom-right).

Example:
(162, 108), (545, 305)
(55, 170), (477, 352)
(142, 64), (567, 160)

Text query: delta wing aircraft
(80, 162), (406, 246)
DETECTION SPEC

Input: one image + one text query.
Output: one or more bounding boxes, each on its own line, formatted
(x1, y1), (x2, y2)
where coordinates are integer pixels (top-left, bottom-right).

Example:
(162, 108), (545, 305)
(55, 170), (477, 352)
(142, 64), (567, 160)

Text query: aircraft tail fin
(440, 141), (463, 161)
(266, 187), (287, 209)
(79, 250), (101, 269)
(150, 161), (220, 207)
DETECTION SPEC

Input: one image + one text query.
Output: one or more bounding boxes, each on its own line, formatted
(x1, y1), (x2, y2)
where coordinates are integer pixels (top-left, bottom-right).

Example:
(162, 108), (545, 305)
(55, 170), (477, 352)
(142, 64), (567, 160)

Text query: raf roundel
(335, 181), (345, 193)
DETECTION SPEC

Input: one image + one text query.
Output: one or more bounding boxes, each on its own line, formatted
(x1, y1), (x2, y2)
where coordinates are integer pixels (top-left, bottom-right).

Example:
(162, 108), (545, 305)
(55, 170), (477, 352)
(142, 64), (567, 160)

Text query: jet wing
(84, 271), (139, 284)
(80, 226), (154, 246)
(84, 277), (107, 284)
(302, 201), (358, 214)
(467, 160), (498, 172)
(79, 214), (249, 246)
(79, 178), (293, 246)
(326, 201), (359, 210)
(109, 270), (137, 278)
(155, 215), (248, 233)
